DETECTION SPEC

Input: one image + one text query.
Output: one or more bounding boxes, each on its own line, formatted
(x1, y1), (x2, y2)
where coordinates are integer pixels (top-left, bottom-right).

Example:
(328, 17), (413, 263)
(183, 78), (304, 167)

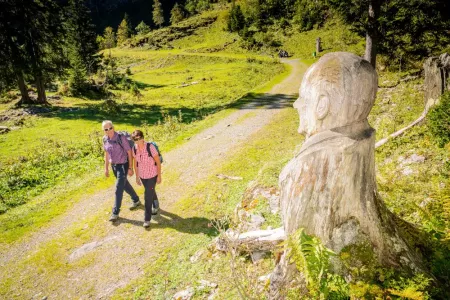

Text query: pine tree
(170, 3), (185, 25)
(328, 0), (450, 67)
(0, 0), (65, 105)
(153, 0), (164, 28)
(227, 4), (245, 32)
(68, 53), (87, 95)
(123, 13), (133, 36)
(135, 21), (151, 35)
(66, 0), (99, 76)
(117, 17), (130, 45)
(103, 27), (116, 49)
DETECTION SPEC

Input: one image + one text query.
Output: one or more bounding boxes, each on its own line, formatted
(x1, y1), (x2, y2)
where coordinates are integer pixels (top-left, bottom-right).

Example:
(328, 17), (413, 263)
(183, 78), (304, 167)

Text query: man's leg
(112, 164), (127, 215)
(123, 162), (140, 203)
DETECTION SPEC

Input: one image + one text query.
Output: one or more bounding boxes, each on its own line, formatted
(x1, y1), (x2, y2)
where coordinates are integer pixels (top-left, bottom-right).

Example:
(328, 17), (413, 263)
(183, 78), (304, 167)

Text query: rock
(172, 287), (194, 300)
(419, 198), (433, 208)
(401, 166), (414, 176)
(249, 214), (265, 230)
(69, 241), (102, 261)
(258, 273), (272, 282)
(198, 280), (218, 289)
(69, 236), (119, 261)
(0, 126), (10, 134)
(406, 154), (426, 164)
(250, 251), (266, 263)
(214, 236), (228, 252)
(190, 249), (205, 263)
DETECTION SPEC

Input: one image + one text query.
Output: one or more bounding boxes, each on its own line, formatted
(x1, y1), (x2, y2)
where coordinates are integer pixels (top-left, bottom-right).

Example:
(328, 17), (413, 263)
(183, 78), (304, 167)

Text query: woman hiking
(131, 130), (162, 228)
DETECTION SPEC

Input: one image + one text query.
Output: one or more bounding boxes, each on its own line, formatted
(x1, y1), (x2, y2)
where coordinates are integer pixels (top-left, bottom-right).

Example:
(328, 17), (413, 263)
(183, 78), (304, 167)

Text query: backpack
(133, 141), (164, 166)
(103, 131), (134, 154)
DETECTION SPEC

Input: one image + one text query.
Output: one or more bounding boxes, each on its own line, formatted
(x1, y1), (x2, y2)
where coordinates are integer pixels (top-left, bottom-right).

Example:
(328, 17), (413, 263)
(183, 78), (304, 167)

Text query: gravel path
(0, 59), (307, 299)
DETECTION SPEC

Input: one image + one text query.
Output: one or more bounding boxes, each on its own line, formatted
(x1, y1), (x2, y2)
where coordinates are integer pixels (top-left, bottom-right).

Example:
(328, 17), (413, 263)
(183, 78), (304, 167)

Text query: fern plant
(287, 228), (349, 299)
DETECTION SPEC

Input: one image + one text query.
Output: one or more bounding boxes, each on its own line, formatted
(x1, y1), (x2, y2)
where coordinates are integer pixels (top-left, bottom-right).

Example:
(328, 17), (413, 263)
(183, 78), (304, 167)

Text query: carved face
(294, 53), (378, 138)
(293, 89), (309, 135)
(294, 67), (330, 137)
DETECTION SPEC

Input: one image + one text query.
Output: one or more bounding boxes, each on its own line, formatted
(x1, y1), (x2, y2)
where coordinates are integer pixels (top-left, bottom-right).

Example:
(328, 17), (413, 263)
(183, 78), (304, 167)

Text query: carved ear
(315, 95), (330, 120)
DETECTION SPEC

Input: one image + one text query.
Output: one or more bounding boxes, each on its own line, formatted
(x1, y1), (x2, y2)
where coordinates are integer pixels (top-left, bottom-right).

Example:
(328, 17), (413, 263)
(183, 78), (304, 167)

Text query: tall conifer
(66, 0), (99, 76)
(153, 0), (164, 28)
(117, 17), (131, 45)
(0, 0), (65, 105)
(170, 3), (185, 25)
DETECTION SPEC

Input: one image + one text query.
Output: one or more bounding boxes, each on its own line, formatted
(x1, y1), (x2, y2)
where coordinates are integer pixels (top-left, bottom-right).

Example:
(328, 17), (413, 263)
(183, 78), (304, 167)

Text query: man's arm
(104, 151), (110, 177)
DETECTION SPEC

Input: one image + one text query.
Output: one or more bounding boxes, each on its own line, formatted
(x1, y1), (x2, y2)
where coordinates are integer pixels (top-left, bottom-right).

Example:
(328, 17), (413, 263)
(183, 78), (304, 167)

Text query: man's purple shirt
(104, 132), (131, 164)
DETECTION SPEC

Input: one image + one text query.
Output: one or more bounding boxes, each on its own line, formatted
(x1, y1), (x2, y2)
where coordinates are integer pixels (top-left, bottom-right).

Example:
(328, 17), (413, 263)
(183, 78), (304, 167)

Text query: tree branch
(375, 98), (437, 148)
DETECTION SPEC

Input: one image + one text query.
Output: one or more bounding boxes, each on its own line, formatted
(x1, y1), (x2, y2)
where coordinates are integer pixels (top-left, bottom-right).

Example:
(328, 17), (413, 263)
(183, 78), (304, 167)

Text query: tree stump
(424, 53), (450, 105)
(270, 52), (427, 299)
(315, 37), (322, 53)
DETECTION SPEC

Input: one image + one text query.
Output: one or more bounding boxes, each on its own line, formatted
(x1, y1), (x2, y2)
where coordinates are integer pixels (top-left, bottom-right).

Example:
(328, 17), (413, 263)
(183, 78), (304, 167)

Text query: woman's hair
(131, 129), (144, 140)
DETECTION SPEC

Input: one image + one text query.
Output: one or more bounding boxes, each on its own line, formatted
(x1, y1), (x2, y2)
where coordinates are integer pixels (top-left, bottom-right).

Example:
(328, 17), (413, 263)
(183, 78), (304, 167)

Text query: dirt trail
(0, 59), (307, 299)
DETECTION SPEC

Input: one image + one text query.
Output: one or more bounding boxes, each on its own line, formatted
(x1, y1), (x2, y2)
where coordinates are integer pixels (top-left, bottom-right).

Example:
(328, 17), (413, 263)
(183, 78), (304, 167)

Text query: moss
(339, 242), (380, 281)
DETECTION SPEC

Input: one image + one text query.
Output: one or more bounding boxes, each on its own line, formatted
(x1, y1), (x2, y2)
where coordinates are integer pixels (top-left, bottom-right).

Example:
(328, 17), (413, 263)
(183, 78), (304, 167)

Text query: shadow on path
(113, 209), (217, 237)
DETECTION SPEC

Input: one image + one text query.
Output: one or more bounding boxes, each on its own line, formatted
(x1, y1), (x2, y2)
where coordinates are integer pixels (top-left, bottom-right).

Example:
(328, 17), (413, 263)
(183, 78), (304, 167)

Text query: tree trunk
(35, 75), (49, 105)
(423, 53), (450, 105)
(17, 72), (30, 103)
(364, 0), (380, 67)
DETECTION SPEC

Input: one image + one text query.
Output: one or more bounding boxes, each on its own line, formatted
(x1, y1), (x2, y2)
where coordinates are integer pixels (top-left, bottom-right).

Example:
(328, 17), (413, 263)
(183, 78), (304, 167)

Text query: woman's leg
(141, 176), (158, 222)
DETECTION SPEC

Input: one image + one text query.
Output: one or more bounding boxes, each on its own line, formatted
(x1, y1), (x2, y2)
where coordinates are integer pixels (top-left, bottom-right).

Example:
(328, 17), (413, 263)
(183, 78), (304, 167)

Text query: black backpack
(133, 141), (163, 166)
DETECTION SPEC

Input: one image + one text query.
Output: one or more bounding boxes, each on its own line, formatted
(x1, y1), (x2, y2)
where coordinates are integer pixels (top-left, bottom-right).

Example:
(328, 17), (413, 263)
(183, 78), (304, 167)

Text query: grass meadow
(0, 51), (285, 243)
(1, 7), (449, 299)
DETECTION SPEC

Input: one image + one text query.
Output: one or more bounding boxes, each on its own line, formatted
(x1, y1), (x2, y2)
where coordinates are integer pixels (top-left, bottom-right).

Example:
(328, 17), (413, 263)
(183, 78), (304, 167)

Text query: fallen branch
(375, 98), (437, 149)
(216, 174), (243, 180)
(217, 228), (286, 252)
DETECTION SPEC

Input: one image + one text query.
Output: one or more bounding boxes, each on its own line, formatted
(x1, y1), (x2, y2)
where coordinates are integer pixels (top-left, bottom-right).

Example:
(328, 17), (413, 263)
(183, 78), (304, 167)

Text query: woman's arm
(154, 154), (161, 184)
(133, 150), (141, 185)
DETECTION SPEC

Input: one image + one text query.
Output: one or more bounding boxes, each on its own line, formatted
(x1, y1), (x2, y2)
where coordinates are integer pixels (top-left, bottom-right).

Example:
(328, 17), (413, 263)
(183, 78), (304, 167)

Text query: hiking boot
(109, 213), (119, 222)
(152, 207), (159, 215)
(143, 221), (150, 228)
(130, 201), (141, 210)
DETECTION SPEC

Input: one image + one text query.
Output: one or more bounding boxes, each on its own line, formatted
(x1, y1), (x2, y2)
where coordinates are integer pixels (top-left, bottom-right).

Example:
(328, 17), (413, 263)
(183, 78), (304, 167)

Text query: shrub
(0, 136), (102, 214)
(429, 92), (450, 147)
(99, 99), (121, 116)
(227, 5), (245, 33)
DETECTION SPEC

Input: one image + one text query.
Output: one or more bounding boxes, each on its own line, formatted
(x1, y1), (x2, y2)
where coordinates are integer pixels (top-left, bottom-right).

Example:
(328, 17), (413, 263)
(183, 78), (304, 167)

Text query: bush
(429, 92), (450, 147)
(0, 136), (103, 214)
(99, 99), (122, 116)
(227, 5), (245, 33)
(0, 91), (18, 104)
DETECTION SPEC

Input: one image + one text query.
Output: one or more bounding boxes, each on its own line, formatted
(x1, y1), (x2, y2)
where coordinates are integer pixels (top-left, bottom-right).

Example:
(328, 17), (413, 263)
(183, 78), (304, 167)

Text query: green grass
(113, 101), (302, 300)
(114, 65), (450, 299)
(0, 51), (284, 215)
(280, 18), (365, 59)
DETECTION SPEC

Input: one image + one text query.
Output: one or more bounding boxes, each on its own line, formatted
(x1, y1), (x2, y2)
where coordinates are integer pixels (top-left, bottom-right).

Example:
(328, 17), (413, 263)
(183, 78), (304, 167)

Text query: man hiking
(102, 120), (141, 221)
